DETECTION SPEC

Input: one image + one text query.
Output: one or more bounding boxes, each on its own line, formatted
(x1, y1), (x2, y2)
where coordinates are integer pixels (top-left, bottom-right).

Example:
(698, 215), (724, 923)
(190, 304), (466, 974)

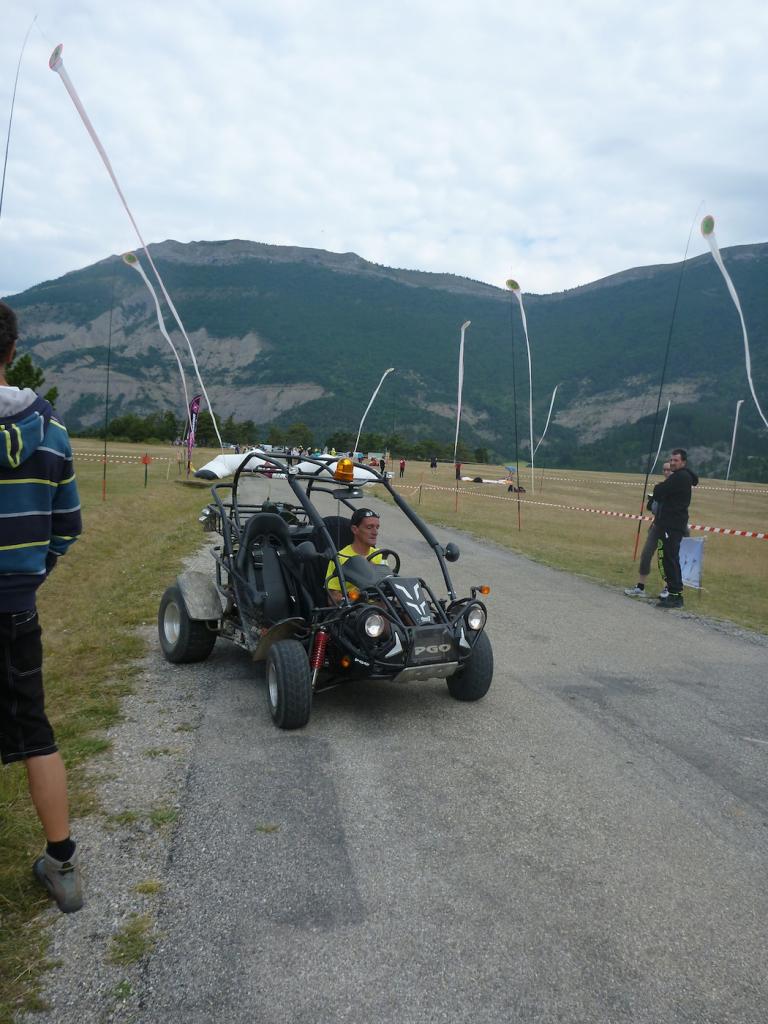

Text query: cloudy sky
(1, 0), (766, 298)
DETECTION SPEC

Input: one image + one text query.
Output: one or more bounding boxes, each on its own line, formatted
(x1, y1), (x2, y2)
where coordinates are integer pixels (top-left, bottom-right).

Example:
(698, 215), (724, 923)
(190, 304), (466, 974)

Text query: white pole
(507, 281), (535, 493)
(726, 399), (745, 481)
(453, 321), (471, 465)
(648, 401), (671, 476)
(353, 367), (395, 457)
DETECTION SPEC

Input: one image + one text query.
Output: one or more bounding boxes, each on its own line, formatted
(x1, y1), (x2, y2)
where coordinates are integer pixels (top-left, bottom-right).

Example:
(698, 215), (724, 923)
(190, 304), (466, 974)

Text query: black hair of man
(0, 301), (19, 362)
(670, 448), (687, 462)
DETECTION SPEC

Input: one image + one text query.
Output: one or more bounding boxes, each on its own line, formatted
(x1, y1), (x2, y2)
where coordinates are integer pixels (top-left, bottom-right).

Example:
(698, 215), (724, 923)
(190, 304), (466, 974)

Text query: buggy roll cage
(208, 450), (458, 605)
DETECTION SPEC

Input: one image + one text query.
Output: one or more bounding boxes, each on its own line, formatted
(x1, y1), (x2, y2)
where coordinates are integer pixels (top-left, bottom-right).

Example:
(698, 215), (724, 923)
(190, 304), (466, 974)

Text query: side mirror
(198, 506), (218, 532)
(444, 542), (460, 562)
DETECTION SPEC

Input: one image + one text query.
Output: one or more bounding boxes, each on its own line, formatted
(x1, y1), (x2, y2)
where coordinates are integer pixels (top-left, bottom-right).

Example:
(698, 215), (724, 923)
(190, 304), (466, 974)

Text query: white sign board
(680, 537), (704, 590)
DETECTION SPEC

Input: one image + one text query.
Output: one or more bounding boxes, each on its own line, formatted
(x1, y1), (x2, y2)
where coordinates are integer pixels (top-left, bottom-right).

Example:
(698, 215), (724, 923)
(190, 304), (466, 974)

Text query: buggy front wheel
(158, 584), (217, 664)
(266, 639), (312, 729)
(447, 631), (493, 701)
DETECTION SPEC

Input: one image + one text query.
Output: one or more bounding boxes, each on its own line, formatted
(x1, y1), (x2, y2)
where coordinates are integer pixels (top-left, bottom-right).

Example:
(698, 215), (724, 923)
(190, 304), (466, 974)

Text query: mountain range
(4, 238), (768, 477)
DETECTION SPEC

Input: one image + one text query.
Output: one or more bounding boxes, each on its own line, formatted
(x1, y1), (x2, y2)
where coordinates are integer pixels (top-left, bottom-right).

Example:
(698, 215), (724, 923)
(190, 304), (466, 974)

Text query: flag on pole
(186, 394), (203, 471)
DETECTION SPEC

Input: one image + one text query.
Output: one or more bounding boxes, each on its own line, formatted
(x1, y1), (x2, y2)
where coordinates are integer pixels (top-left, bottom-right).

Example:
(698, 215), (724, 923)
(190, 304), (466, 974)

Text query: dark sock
(636, 583), (645, 591)
(47, 837), (76, 863)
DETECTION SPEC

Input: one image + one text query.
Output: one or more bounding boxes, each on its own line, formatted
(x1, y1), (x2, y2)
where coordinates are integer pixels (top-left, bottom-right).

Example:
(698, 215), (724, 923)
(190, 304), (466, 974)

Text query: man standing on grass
(0, 301), (83, 913)
(652, 448), (698, 610)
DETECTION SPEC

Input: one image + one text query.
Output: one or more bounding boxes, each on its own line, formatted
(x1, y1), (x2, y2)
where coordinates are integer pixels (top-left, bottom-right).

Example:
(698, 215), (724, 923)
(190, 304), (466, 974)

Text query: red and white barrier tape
(401, 483), (768, 540)
(74, 451), (177, 463)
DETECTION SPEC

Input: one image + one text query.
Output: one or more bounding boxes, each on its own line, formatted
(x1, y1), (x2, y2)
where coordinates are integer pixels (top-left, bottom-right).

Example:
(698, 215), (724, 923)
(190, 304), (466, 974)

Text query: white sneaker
(658, 588), (669, 600)
(624, 585), (646, 597)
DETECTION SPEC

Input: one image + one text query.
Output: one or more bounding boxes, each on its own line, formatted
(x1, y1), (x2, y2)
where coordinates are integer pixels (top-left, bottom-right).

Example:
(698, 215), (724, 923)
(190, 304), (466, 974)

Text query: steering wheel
(368, 548), (400, 574)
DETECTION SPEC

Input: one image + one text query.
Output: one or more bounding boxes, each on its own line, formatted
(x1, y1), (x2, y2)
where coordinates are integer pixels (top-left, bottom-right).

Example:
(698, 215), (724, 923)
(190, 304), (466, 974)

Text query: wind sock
(532, 384), (560, 458)
(701, 215), (768, 430)
(648, 400), (671, 475)
(353, 367), (395, 457)
(507, 280), (535, 493)
(48, 44), (224, 448)
(726, 399), (745, 481)
(122, 253), (192, 431)
(453, 321), (471, 465)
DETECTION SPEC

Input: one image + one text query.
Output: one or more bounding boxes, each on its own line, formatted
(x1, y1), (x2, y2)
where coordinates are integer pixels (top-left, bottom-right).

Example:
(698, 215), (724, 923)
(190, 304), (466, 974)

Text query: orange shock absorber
(310, 629), (329, 688)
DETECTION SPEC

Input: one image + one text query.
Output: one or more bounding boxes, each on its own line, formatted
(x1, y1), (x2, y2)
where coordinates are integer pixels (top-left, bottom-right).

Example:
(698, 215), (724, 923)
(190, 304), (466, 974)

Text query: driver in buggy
(325, 507), (385, 604)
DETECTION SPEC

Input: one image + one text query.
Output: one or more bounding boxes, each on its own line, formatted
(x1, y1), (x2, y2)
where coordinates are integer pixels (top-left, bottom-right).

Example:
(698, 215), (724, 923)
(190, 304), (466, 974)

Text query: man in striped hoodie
(0, 301), (83, 913)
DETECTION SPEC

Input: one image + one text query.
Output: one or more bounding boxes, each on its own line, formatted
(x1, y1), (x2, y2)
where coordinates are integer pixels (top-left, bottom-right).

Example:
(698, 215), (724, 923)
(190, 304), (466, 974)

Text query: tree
(267, 424), (285, 447)
(284, 421), (314, 450)
(324, 430), (353, 452)
(6, 354), (58, 406)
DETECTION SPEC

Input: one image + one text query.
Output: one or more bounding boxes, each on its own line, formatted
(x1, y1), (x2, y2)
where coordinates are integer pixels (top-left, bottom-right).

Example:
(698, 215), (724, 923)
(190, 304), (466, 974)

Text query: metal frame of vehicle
(159, 450), (492, 727)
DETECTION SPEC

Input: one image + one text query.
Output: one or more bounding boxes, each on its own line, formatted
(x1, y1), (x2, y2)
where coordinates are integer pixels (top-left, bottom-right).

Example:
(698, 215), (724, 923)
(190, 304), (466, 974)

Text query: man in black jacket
(651, 448), (699, 608)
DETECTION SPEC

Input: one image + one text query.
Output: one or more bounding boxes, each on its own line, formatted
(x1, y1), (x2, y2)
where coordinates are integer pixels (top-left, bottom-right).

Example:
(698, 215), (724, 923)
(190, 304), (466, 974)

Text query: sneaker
(658, 587), (669, 600)
(657, 593), (683, 609)
(623, 585), (647, 597)
(33, 849), (83, 913)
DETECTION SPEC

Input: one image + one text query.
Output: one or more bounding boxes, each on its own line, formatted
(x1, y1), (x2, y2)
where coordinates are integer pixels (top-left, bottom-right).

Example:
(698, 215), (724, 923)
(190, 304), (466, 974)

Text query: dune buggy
(158, 453), (493, 729)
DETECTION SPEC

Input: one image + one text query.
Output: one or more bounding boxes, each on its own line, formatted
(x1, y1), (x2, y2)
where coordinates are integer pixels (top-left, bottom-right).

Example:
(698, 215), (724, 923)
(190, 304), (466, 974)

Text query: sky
(1, 0), (767, 298)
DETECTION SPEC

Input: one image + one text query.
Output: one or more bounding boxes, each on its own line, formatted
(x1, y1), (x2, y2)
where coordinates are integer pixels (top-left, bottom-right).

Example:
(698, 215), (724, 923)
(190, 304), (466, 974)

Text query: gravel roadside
(20, 541), (215, 1024)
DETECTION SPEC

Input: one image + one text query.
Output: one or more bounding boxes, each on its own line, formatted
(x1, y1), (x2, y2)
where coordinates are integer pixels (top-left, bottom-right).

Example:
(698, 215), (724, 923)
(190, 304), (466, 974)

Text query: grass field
(391, 460), (768, 634)
(1, 442), (765, 1020)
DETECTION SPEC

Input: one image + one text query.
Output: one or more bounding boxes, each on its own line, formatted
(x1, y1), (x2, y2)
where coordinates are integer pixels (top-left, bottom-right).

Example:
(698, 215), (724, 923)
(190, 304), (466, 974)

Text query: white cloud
(2, 0), (767, 298)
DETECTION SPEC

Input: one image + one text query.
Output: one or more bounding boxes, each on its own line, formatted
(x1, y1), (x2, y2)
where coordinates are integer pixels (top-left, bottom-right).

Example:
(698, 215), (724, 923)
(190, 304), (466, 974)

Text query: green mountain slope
(4, 239), (768, 477)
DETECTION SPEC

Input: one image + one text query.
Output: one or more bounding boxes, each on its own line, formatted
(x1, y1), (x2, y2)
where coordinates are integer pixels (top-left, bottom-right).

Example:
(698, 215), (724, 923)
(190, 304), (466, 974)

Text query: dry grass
(0, 440), (211, 1022)
(391, 460), (768, 633)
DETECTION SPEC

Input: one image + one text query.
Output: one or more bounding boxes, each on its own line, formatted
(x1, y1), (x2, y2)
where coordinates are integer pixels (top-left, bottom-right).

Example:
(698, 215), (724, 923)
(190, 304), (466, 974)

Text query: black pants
(0, 610), (57, 764)
(661, 529), (684, 595)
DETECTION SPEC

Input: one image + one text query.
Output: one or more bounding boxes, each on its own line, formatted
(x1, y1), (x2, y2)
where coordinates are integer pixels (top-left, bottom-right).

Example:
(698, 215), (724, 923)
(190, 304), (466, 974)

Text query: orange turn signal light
(479, 585), (491, 596)
(340, 655), (351, 669)
(347, 586), (361, 602)
(334, 457), (355, 483)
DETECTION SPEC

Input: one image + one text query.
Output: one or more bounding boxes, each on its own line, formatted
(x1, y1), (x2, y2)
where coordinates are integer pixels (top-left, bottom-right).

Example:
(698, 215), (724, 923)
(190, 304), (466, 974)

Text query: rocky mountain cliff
(4, 238), (768, 475)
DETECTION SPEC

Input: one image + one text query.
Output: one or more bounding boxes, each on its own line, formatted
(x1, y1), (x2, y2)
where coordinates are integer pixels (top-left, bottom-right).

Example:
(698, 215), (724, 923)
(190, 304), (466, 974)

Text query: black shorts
(0, 610), (58, 765)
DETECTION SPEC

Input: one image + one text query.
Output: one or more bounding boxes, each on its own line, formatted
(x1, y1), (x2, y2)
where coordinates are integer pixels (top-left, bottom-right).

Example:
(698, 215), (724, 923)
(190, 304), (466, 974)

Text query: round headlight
(466, 606), (486, 631)
(363, 612), (386, 639)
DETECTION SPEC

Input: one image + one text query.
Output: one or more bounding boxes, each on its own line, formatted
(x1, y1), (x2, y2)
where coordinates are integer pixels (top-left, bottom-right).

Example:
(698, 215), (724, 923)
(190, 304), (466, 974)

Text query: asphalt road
(140, 477), (768, 1024)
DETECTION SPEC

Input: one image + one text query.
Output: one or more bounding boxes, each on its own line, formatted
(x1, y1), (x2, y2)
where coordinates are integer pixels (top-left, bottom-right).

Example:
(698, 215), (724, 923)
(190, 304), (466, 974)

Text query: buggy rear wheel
(158, 584), (217, 664)
(447, 631), (493, 701)
(266, 639), (312, 729)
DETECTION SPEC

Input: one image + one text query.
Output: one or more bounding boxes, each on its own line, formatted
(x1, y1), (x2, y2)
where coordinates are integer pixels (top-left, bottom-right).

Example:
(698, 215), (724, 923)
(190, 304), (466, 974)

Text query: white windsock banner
(49, 44), (223, 447)
(353, 367), (395, 456)
(701, 215), (768, 431)
(726, 399), (744, 481)
(533, 384), (559, 457)
(122, 253), (192, 430)
(453, 321), (471, 464)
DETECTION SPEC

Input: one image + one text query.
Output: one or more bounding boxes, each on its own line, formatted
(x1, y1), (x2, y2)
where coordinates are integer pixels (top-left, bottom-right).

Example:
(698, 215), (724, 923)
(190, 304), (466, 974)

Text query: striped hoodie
(0, 387), (82, 612)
